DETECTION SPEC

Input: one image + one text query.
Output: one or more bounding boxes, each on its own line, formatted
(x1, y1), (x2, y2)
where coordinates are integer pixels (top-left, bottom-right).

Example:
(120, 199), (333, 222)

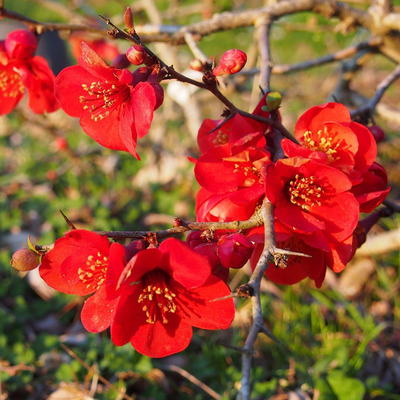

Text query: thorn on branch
(59, 209), (76, 230)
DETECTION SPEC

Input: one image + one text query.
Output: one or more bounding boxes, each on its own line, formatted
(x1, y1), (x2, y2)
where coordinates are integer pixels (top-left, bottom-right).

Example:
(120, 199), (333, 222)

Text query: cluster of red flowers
(39, 230), (235, 357)
(193, 102), (389, 287)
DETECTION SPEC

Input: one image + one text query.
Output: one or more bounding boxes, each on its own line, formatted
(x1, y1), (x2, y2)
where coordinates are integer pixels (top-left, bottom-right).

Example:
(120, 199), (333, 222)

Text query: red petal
(159, 238), (212, 288)
(18, 56), (59, 114)
(0, 64), (24, 115)
(131, 315), (192, 358)
(81, 286), (119, 333)
(176, 275), (235, 329)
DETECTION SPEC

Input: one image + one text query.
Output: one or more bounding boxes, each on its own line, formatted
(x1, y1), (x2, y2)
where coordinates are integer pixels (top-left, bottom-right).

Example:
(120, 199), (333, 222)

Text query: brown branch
(96, 210), (264, 241)
(256, 17), (273, 93)
(272, 38), (380, 74)
(350, 62), (400, 119)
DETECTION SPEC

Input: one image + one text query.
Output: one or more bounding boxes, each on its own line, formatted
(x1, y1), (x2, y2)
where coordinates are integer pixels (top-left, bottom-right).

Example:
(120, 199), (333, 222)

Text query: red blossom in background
(0, 29), (59, 115)
(109, 238), (235, 358)
(55, 42), (164, 159)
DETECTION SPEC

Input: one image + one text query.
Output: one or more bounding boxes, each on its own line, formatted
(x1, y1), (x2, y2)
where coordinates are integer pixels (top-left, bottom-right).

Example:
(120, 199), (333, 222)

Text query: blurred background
(0, 0), (400, 399)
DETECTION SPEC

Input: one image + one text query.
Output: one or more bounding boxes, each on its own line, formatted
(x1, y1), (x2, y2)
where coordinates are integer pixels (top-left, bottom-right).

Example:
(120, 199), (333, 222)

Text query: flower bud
(212, 49), (247, 76)
(264, 91), (282, 112)
(218, 233), (254, 269)
(11, 248), (40, 271)
(124, 7), (135, 32)
(368, 125), (385, 143)
(126, 45), (148, 66)
(5, 30), (37, 60)
(113, 53), (130, 69)
(124, 239), (147, 262)
(189, 59), (203, 72)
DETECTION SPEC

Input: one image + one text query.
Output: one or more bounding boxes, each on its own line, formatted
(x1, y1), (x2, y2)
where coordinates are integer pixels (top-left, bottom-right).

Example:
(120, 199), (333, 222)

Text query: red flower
(264, 157), (359, 245)
(283, 103), (377, 182)
(0, 30), (59, 115)
(351, 162), (390, 213)
(109, 238), (235, 358)
(55, 42), (163, 159)
(197, 92), (272, 155)
(68, 32), (120, 62)
(196, 187), (258, 222)
(39, 230), (111, 296)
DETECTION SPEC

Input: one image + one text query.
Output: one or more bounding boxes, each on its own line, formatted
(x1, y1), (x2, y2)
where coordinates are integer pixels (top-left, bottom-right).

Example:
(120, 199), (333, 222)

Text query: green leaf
(327, 370), (365, 400)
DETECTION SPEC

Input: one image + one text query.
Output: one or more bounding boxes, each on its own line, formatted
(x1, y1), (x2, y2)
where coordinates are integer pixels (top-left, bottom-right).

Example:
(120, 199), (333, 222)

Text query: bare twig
(350, 63), (400, 119)
(256, 17), (273, 93)
(166, 365), (221, 400)
(60, 344), (134, 400)
(183, 29), (211, 65)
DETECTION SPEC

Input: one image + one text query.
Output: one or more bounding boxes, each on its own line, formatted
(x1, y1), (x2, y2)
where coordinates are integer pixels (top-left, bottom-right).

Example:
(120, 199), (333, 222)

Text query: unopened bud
(11, 248), (40, 271)
(124, 7), (135, 32)
(212, 49), (247, 76)
(126, 45), (148, 66)
(263, 91), (282, 112)
(5, 30), (37, 60)
(368, 125), (385, 143)
(113, 53), (130, 69)
(189, 59), (203, 72)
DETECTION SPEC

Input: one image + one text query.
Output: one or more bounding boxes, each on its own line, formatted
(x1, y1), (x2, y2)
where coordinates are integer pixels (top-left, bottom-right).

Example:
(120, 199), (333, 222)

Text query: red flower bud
(126, 45), (148, 66)
(368, 125), (385, 143)
(124, 239), (147, 261)
(212, 49), (247, 76)
(218, 233), (254, 269)
(113, 53), (131, 69)
(5, 30), (37, 60)
(124, 7), (135, 32)
(11, 248), (40, 271)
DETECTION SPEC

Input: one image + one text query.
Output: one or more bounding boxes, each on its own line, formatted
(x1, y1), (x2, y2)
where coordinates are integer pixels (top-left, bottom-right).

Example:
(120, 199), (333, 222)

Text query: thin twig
(350, 63), (400, 119)
(60, 344), (135, 400)
(183, 29), (211, 65)
(166, 365), (221, 400)
(256, 17), (273, 93)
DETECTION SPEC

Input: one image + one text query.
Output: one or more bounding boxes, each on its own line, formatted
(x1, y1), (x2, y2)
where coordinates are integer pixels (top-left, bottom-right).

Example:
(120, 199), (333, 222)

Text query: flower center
(138, 270), (177, 324)
(287, 174), (324, 210)
(303, 129), (339, 161)
(78, 252), (108, 291)
(0, 68), (24, 98)
(213, 129), (229, 145)
(79, 80), (129, 122)
(233, 163), (263, 187)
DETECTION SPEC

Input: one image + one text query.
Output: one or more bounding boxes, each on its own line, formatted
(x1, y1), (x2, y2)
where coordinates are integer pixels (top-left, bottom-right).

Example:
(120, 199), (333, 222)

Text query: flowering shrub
(3, 4), (395, 397)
